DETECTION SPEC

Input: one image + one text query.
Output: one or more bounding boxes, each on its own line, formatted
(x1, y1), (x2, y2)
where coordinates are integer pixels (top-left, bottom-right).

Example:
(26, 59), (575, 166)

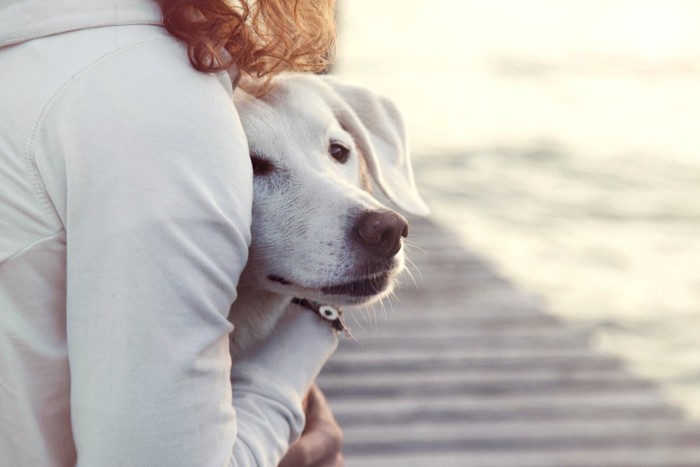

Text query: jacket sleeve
(34, 38), (336, 466)
(230, 307), (338, 466)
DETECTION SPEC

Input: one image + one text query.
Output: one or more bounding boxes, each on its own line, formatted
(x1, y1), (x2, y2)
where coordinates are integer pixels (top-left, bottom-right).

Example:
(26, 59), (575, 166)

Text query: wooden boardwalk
(318, 217), (700, 467)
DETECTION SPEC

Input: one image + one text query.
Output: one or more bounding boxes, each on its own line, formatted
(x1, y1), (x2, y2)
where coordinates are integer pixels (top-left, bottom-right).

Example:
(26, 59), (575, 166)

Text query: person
(0, 0), (344, 465)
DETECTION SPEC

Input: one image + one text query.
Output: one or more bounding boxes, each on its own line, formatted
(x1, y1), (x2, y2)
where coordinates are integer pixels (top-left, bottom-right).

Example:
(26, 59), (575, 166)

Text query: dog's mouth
(320, 272), (391, 297)
(268, 271), (392, 298)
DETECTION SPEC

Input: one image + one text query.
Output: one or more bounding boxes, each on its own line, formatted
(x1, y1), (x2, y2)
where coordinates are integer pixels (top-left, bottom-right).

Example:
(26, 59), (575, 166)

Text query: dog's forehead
(269, 80), (336, 126)
(235, 80), (344, 158)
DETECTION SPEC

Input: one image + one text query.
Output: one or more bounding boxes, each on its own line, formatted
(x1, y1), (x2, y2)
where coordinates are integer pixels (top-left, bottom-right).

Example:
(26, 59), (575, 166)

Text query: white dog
(228, 74), (429, 355)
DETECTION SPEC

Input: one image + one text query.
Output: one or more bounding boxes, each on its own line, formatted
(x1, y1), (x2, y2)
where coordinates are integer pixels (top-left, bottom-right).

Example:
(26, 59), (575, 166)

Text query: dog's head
(234, 74), (429, 306)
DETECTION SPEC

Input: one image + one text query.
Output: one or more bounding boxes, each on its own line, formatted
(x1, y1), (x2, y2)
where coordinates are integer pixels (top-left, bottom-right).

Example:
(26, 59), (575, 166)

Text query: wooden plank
(325, 391), (674, 417)
(339, 418), (700, 447)
(344, 449), (700, 467)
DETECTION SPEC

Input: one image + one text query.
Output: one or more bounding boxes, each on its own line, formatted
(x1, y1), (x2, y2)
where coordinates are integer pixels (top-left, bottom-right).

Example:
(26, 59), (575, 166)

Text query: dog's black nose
(355, 210), (409, 258)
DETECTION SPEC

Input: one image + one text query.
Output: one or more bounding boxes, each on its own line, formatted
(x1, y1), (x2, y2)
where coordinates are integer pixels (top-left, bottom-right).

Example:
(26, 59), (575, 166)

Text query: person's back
(0, 1), (339, 465)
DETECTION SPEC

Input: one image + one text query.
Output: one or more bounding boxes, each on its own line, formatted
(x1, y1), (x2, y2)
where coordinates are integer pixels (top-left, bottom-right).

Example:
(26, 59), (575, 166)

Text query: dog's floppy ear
(319, 76), (430, 216)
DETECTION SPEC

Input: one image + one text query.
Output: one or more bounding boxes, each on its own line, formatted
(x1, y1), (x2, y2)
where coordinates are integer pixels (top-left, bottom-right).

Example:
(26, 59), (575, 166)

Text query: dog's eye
(329, 142), (350, 164)
(250, 154), (275, 176)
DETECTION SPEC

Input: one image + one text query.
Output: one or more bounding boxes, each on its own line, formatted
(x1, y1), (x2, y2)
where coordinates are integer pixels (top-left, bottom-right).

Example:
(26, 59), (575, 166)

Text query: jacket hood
(0, 0), (162, 47)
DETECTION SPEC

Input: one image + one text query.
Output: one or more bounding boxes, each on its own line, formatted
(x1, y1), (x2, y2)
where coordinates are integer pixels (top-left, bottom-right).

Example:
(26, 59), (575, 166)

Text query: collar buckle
(292, 298), (350, 335)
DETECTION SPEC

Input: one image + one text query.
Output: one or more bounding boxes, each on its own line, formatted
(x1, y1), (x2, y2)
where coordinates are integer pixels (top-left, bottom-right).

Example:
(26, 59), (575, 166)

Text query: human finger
(279, 384), (343, 467)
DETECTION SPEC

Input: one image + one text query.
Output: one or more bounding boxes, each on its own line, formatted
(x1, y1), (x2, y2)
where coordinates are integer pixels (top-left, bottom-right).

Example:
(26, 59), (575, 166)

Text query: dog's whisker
(365, 306), (375, 332)
(342, 313), (361, 344)
(402, 264), (420, 290)
(404, 255), (423, 281)
(353, 307), (368, 326)
(374, 301), (384, 325)
(374, 303), (381, 333)
(349, 308), (368, 334)
(403, 235), (426, 253)
(368, 302), (379, 334)
(381, 296), (391, 319)
(367, 303), (379, 335)
(404, 255), (422, 274)
(402, 245), (424, 259)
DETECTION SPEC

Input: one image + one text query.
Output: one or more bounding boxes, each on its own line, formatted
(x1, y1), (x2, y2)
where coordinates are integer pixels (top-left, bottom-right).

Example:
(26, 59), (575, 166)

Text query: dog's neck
(228, 285), (295, 356)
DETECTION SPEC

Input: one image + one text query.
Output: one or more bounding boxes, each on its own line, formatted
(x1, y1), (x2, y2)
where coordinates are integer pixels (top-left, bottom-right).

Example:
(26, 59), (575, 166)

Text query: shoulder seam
(23, 37), (168, 228)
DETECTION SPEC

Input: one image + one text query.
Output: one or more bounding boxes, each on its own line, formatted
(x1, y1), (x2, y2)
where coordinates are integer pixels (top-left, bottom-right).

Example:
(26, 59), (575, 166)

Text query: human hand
(279, 383), (344, 467)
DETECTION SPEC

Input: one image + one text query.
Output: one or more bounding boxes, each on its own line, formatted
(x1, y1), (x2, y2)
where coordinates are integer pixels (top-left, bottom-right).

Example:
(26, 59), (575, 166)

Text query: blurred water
(335, 1), (700, 416)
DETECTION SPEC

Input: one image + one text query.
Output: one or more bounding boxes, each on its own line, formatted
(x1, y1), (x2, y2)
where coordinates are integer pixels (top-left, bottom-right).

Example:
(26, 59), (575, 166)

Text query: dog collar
(292, 298), (349, 336)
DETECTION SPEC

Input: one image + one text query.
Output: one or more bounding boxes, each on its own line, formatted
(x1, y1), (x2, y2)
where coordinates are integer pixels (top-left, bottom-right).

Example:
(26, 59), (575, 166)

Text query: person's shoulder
(39, 26), (240, 151)
(25, 24), (231, 133)
(28, 25), (250, 236)
(67, 28), (232, 109)
(36, 26), (247, 196)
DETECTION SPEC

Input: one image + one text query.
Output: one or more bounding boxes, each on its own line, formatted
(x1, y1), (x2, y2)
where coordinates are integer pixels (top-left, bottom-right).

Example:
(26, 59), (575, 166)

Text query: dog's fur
(228, 74), (429, 355)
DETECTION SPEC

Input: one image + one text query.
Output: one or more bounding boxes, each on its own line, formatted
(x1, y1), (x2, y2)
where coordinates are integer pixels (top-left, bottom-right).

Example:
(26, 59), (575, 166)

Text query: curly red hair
(158, 0), (336, 78)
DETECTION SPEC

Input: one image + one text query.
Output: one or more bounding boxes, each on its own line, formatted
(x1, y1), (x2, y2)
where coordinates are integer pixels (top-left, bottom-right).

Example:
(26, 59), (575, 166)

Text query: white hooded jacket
(0, 1), (337, 466)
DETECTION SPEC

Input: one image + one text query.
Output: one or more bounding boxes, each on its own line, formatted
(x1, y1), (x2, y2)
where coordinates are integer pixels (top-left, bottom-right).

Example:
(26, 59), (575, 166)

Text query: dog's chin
(320, 271), (394, 303)
(267, 271), (396, 305)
